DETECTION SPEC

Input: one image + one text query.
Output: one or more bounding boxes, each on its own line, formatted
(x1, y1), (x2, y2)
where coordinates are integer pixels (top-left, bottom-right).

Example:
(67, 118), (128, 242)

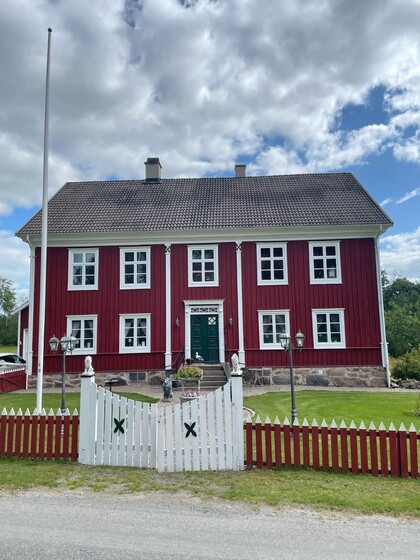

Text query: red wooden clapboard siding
(170, 243), (238, 355)
(32, 245), (166, 373)
(29, 236), (382, 374)
(241, 238), (382, 368)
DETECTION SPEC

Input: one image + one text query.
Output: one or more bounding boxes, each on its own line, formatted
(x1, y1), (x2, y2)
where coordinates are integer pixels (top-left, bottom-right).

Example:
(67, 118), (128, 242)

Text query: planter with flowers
(173, 365), (203, 403)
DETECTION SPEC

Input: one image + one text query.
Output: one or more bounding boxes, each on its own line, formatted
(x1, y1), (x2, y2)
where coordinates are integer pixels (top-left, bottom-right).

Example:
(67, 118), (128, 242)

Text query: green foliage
(174, 365), (203, 379)
(392, 349), (420, 381)
(0, 276), (18, 346)
(382, 273), (420, 358)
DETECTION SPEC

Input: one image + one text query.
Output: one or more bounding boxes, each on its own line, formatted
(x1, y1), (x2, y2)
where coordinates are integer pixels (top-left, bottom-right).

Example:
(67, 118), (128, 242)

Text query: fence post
(230, 373), (244, 471)
(79, 362), (96, 465)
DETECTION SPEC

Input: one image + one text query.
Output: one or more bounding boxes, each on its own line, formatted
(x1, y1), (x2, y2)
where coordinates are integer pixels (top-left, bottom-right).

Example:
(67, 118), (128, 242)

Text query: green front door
(191, 314), (219, 363)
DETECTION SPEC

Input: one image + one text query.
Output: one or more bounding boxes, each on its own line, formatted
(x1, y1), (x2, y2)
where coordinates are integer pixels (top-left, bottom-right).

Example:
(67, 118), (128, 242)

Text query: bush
(392, 348), (420, 380)
(173, 365), (203, 379)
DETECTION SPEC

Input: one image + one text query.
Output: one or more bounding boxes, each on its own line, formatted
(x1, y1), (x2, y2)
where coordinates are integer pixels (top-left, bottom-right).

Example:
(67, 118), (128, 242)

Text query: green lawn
(244, 390), (420, 430)
(0, 346), (17, 353)
(0, 391), (159, 412)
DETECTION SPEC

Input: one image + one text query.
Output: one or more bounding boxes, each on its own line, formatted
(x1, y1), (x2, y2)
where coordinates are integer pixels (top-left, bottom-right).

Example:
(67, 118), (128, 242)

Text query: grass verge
(1, 457), (419, 517)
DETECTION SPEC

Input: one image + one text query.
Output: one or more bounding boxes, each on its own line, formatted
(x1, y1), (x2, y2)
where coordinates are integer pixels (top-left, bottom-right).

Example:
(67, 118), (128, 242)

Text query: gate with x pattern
(79, 371), (244, 472)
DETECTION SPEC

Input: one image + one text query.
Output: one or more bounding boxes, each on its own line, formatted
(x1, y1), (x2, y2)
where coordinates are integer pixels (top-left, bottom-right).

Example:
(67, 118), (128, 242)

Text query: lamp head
(48, 335), (59, 353)
(278, 332), (291, 350)
(295, 330), (305, 349)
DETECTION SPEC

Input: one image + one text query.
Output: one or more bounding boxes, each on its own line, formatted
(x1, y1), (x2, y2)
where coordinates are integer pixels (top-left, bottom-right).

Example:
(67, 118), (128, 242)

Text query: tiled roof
(16, 173), (392, 236)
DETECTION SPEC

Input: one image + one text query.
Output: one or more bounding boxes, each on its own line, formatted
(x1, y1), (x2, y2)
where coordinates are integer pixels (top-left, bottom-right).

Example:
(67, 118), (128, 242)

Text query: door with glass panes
(190, 314), (219, 363)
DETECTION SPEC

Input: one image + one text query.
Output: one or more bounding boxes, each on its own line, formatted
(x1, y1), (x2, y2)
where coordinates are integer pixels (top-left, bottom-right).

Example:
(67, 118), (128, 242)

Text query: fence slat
(311, 421), (319, 471)
(293, 422), (300, 467)
(274, 418), (282, 467)
(330, 421), (339, 471)
(389, 423), (400, 477)
(349, 422), (359, 474)
(359, 422), (368, 474)
(245, 420), (253, 469)
(369, 423), (378, 476)
(321, 420), (329, 470)
(302, 419), (310, 467)
(398, 424), (408, 478)
(255, 417), (263, 469)
(409, 425), (418, 478)
(339, 421), (348, 473)
(379, 423), (389, 476)
(284, 420), (291, 467)
(265, 417), (273, 469)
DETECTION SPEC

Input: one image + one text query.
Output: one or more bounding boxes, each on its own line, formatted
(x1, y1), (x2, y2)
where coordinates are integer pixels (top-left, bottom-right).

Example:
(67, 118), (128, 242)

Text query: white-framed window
(258, 310), (290, 349)
(257, 243), (288, 285)
(312, 309), (346, 349)
(188, 245), (219, 287)
(309, 242), (341, 284)
(119, 314), (151, 353)
(68, 249), (99, 290)
(120, 247), (151, 289)
(67, 315), (98, 354)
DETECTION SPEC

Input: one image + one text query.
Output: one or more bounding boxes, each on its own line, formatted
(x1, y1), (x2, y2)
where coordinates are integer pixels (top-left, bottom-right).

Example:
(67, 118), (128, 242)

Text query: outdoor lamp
(280, 330), (305, 425)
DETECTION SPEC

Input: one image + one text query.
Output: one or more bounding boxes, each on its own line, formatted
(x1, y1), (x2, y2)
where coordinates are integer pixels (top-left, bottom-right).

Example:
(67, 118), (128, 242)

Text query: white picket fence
(79, 371), (244, 472)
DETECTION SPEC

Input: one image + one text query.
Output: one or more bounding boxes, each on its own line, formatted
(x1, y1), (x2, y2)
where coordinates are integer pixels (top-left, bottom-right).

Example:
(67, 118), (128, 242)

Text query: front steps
(199, 364), (228, 390)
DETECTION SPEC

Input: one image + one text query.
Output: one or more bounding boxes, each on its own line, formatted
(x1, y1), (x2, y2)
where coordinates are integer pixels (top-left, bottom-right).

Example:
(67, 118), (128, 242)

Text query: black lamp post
(49, 335), (77, 413)
(279, 330), (305, 425)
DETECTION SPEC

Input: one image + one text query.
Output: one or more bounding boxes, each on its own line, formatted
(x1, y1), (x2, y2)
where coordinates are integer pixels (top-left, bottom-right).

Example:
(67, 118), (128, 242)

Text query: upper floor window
(258, 310), (290, 349)
(312, 309), (346, 349)
(309, 242), (341, 284)
(119, 314), (151, 353)
(120, 247), (151, 289)
(188, 245), (219, 287)
(257, 243), (288, 285)
(68, 249), (98, 290)
(67, 315), (97, 354)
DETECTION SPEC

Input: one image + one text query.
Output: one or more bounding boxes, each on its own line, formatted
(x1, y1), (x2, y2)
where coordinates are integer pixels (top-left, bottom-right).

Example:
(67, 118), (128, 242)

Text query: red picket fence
(244, 417), (420, 478)
(0, 408), (79, 461)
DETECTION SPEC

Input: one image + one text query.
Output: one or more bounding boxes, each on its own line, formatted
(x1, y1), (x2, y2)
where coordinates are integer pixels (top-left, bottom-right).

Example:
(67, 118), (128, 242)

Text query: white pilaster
(235, 242), (245, 366)
(164, 244), (172, 369)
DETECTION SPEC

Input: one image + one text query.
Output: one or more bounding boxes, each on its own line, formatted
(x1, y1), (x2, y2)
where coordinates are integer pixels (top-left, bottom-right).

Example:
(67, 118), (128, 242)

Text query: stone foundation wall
(26, 366), (388, 390)
(247, 366), (388, 388)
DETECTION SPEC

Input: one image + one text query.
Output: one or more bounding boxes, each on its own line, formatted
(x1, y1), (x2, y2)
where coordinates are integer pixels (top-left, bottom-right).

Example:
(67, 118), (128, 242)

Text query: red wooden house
(16, 158), (393, 387)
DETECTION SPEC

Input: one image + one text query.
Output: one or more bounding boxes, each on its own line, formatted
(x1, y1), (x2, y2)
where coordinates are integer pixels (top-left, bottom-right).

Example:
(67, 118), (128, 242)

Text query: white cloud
(380, 227), (420, 282)
(0, 230), (30, 297)
(397, 187), (420, 204)
(380, 198), (393, 207)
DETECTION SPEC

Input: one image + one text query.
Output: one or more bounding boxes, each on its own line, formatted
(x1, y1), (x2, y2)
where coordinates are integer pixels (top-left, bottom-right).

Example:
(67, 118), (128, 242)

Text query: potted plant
(173, 365), (203, 403)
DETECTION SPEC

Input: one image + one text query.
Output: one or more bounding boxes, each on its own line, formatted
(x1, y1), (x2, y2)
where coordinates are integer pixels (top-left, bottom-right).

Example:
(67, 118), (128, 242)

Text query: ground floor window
(258, 310), (290, 349)
(67, 315), (97, 354)
(312, 309), (346, 349)
(119, 314), (151, 353)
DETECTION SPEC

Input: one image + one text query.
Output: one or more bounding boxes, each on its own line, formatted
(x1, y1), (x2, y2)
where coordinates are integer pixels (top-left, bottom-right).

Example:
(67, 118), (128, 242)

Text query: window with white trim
(258, 310), (290, 349)
(120, 247), (151, 289)
(68, 249), (98, 290)
(309, 242), (341, 284)
(257, 243), (288, 285)
(67, 316), (97, 354)
(120, 314), (151, 353)
(312, 309), (346, 349)
(188, 245), (218, 287)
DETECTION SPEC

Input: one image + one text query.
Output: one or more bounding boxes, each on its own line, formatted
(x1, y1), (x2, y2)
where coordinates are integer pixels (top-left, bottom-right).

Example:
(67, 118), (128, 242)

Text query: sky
(0, 0), (419, 301)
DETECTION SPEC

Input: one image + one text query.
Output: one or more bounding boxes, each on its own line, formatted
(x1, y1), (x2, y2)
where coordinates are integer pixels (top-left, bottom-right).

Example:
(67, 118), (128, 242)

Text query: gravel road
(1, 490), (419, 559)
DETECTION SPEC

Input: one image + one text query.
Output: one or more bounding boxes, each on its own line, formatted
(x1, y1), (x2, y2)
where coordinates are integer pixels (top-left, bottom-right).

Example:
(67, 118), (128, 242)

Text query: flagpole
(36, 28), (52, 412)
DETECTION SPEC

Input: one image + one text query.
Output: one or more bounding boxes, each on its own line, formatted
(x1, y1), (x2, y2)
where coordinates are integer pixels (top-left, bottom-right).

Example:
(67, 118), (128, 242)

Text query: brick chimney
(144, 157), (162, 182)
(235, 164), (246, 178)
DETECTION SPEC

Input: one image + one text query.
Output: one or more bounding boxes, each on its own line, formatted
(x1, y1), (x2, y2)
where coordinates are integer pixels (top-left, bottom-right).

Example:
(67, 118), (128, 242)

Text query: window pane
(205, 272), (214, 281)
(313, 246), (323, 257)
(192, 262), (201, 271)
(261, 271), (271, 280)
(204, 249), (214, 259)
(326, 246), (336, 256)
(192, 272), (202, 282)
(125, 252), (134, 262)
(137, 252), (146, 261)
(192, 250), (201, 260)
(204, 262), (214, 271)
(125, 274), (134, 284)
(73, 253), (83, 263)
(273, 247), (283, 257)
(260, 248), (270, 258)
(86, 253), (96, 263)
(261, 261), (270, 270)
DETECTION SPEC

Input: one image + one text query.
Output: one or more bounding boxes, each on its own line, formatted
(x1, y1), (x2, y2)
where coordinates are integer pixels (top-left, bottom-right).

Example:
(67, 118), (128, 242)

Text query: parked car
(0, 353), (26, 369)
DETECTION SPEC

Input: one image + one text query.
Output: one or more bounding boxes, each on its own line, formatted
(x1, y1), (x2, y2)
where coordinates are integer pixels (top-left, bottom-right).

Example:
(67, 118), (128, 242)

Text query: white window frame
(119, 314), (151, 354)
(66, 315), (98, 355)
(258, 310), (290, 349)
(257, 243), (288, 285)
(188, 245), (219, 287)
(309, 241), (342, 284)
(120, 247), (151, 290)
(68, 249), (99, 290)
(312, 309), (346, 349)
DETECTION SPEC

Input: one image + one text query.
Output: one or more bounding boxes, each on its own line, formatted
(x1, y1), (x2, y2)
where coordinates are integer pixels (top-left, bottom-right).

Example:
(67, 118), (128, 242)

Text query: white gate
(79, 371), (244, 472)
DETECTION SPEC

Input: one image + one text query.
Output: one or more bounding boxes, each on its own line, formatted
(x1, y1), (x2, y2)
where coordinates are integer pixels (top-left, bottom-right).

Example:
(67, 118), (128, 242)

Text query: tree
(0, 276), (17, 346)
(382, 273), (420, 358)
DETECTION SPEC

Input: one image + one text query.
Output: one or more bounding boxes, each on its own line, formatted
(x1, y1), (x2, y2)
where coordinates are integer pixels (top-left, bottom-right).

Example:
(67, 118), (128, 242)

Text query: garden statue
(231, 353), (242, 375)
(162, 376), (173, 402)
(84, 356), (94, 374)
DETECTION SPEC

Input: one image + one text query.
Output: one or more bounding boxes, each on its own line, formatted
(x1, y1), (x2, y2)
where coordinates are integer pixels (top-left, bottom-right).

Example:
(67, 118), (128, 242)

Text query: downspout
(375, 233), (390, 387)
